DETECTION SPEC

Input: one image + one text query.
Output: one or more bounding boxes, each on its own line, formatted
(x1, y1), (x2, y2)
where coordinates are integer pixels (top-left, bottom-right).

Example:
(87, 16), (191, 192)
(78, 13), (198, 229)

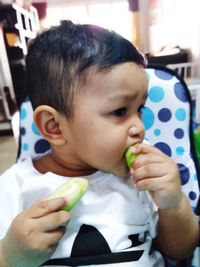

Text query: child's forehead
(85, 62), (147, 86)
(79, 63), (148, 100)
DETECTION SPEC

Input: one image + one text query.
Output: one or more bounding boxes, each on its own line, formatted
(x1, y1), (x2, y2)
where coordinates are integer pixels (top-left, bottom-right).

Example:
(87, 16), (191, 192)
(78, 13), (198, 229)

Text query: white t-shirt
(0, 158), (164, 267)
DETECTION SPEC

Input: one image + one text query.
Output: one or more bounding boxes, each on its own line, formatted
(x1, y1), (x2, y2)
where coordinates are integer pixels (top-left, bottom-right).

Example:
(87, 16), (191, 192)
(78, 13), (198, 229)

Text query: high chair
(17, 64), (200, 267)
(144, 64), (200, 267)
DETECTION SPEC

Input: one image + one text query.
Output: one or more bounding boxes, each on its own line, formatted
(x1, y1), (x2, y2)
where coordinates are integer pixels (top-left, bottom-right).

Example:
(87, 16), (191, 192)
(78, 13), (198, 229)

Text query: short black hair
(26, 20), (146, 116)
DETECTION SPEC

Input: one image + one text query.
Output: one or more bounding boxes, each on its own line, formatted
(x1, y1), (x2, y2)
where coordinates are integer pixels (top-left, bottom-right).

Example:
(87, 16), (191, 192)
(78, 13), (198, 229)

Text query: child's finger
(134, 176), (164, 191)
(132, 143), (164, 156)
(133, 153), (167, 169)
(44, 226), (67, 246)
(24, 226), (67, 254)
(132, 163), (164, 182)
(38, 210), (71, 232)
(26, 197), (68, 219)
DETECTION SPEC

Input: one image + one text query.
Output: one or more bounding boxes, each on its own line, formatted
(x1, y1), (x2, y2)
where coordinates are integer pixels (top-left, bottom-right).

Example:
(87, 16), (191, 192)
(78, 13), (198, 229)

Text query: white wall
(149, 0), (200, 60)
(3, 0), (199, 59)
(43, 0), (132, 42)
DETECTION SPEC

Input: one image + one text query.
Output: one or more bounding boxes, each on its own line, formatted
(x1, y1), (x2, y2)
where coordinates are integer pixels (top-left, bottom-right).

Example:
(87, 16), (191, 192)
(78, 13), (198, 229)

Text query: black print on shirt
(42, 224), (144, 266)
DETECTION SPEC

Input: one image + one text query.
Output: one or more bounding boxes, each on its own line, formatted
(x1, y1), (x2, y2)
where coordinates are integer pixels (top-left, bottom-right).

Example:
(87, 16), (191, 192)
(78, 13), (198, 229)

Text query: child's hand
(129, 143), (182, 211)
(1, 197), (71, 267)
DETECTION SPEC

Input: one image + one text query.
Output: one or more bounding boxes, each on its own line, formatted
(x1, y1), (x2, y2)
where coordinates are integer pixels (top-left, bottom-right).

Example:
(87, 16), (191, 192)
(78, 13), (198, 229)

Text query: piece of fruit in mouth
(48, 177), (89, 211)
(125, 145), (140, 168)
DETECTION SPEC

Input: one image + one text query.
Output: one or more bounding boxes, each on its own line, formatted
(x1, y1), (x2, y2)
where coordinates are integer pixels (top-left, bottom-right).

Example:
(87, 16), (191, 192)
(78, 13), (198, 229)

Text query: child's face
(61, 62), (148, 177)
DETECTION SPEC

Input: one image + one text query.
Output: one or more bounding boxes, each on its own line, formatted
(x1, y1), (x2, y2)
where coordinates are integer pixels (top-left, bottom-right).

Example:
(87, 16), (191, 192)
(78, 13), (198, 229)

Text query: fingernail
(131, 146), (137, 153)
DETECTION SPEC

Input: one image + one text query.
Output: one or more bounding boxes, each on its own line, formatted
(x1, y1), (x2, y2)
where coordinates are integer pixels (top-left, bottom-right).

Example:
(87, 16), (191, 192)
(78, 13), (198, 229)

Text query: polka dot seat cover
(18, 65), (200, 266)
(144, 66), (200, 267)
(18, 100), (50, 159)
(144, 67), (200, 211)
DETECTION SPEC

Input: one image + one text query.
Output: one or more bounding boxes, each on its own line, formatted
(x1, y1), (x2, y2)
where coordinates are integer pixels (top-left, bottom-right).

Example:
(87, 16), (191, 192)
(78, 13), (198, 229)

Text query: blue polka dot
(176, 146), (184, 156)
(32, 123), (41, 136)
(175, 108), (186, 121)
(174, 82), (188, 102)
(174, 128), (184, 139)
(154, 129), (161, 136)
(158, 108), (172, 122)
(154, 70), (173, 80)
(178, 163), (190, 185)
(189, 191), (197, 200)
(22, 143), (29, 151)
(148, 86), (164, 103)
(20, 108), (27, 120)
(154, 142), (172, 156)
(20, 127), (26, 136)
(142, 106), (155, 130)
(194, 173), (198, 181)
(34, 139), (50, 154)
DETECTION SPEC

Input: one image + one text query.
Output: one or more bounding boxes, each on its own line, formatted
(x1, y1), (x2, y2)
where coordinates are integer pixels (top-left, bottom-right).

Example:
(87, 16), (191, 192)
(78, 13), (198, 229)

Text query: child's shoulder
(0, 157), (36, 181)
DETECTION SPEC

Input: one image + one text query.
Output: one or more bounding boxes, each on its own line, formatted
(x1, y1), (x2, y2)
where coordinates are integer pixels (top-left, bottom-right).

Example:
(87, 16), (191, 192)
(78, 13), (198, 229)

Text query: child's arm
(157, 193), (199, 258)
(130, 143), (199, 259)
(0, 197), (70, 267)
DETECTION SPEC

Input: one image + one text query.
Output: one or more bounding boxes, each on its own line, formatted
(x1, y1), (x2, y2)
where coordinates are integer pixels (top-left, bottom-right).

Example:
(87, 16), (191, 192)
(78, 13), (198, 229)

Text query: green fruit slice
(48, 178), (89, 211)
(125, 146), (140, 168)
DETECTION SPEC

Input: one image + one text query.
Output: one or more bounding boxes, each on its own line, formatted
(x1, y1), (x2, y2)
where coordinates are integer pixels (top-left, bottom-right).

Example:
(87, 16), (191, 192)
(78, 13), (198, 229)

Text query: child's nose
(128, 118), (145, 140)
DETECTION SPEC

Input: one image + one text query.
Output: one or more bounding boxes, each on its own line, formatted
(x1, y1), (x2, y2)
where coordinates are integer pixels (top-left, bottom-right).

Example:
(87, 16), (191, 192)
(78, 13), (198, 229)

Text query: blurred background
(0, 0), (200, 173)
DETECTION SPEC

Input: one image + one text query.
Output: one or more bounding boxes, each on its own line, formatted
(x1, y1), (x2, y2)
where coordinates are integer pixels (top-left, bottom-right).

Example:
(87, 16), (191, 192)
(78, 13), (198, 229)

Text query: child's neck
(33, 153), (98, 177)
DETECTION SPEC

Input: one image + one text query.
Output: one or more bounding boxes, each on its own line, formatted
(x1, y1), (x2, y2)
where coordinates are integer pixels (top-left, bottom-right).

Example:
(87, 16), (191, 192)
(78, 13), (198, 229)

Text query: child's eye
(112, 107), (128, 117)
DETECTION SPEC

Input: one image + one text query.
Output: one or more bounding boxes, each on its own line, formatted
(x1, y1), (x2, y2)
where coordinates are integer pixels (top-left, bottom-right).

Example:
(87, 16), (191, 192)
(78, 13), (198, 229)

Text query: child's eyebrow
(110, 94), (137, 103)
(109, 92), (148, 105)
(109, 87), (148, 104)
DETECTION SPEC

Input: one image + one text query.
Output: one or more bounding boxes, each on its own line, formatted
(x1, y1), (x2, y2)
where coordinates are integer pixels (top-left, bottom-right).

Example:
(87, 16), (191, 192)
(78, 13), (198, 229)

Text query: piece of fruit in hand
(125, 145), (140, 168)
(48, 178), (89, 211)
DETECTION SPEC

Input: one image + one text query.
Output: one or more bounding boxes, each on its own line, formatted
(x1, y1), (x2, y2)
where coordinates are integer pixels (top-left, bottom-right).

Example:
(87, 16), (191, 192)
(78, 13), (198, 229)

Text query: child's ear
(34, 105), (66, 146)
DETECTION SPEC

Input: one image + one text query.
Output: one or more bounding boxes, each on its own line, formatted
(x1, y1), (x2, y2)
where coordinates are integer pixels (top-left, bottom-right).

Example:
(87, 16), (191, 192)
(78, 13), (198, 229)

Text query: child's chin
(111, 166), (130, 178)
